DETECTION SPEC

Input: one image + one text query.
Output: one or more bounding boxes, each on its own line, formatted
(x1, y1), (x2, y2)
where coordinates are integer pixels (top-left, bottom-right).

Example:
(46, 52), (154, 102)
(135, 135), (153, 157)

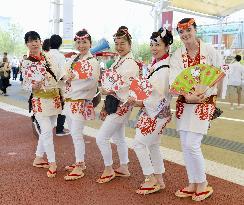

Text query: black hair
(150, 27), (173, 46)
(113, 26), (132, 45)
(74, 29), (92, 44)
(176, 18), (197, 32)
(42, 39), (50, 52)
(235, 55), (241, 62)
(50, 34), (62, 49)
(24, 31), (41, 44)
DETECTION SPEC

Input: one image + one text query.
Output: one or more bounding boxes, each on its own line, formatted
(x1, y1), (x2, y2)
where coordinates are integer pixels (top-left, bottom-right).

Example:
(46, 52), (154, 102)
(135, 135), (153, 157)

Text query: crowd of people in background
(1, 17), (244, 202)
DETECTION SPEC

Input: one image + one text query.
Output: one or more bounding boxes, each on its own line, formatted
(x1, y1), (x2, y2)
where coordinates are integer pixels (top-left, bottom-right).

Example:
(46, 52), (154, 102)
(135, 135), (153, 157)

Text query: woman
(130, 28), (173, 195)
(63, 29), (100, 181)
(0, 52), (10, 96)
(96, 26), (139, 183)
(22, 31), (62, 178)
(170, 18), (223, 201)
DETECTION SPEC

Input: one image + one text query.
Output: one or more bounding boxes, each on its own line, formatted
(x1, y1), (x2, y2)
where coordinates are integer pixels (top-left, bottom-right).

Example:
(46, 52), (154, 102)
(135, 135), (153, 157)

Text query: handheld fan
(101, 70), (125, 91)
(170, 64), (225, 95)
(129, 77), (152, 101)
(25, 64), (46, 84)
(70, 59), (93, 80)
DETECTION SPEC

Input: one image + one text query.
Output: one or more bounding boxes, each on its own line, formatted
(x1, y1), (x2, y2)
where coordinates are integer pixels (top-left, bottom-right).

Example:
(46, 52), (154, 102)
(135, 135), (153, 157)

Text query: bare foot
(115, 164), (130, 176)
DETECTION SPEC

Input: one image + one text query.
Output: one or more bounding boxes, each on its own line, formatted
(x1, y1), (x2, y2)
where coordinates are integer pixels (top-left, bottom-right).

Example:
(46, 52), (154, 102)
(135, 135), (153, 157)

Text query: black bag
(104, 95), (120, 114)
(211, 107), (223, 120)
(92, 89), (101, 108)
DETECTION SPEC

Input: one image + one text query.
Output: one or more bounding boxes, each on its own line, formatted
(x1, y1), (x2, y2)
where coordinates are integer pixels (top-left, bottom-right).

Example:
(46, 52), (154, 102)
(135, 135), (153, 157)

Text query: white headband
(150, 28), (167, 44)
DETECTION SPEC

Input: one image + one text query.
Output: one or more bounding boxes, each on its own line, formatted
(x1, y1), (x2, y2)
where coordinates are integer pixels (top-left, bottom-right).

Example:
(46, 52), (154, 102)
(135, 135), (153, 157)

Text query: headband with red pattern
(177, 18), (195, 30)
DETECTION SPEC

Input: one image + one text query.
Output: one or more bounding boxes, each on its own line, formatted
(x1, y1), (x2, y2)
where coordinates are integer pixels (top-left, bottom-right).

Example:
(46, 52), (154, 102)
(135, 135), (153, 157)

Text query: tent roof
(134, 0), (244, 17)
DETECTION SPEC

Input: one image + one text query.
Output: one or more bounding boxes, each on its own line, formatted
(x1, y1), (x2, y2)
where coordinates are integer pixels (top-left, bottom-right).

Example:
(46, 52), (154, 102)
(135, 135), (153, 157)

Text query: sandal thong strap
(68, 173), (82, 177)
(180, 189), (195, 194)
(100, 174), (114, 179)
(48, 170), (57, 174)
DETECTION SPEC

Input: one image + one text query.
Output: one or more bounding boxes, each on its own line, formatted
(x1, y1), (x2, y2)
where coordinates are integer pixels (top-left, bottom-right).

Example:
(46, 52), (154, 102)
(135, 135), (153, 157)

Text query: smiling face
(75, 38), (91, 56)
(150, 38), (168, 61)
(178, 25), (197, 45)
(114, 37), (131, 57)
(26, 39), (42, 55)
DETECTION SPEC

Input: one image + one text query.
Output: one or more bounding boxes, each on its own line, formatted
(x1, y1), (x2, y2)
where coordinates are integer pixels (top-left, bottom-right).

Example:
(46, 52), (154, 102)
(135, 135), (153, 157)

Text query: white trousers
(96, 115), (129, 167)
(132, 139), (165, 176)
(35, 115), (57, 163)
(179, 130), (206, 183)
(66, 115), (85, 163)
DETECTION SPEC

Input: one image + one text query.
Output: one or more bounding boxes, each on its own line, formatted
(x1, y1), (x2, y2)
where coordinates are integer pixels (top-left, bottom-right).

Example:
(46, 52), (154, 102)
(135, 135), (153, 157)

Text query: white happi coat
(170, 40), (224, 134)
(63, 51), (100, 120)
(22, 52), (62, 117)
(105, 51), (139, 122)
(135, 57), (172, 145)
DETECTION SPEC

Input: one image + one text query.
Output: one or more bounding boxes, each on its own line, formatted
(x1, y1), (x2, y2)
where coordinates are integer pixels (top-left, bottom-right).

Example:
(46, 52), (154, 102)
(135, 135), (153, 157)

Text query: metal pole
(53, 0), (60, 35)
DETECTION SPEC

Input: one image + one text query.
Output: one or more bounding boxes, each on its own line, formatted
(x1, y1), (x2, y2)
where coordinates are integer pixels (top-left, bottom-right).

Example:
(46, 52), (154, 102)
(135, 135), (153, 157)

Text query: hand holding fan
(101, 70), (125, 92)
(70, 59), (93, 80)
(25, 64), (47, 90)
(170, 64), (225, 95)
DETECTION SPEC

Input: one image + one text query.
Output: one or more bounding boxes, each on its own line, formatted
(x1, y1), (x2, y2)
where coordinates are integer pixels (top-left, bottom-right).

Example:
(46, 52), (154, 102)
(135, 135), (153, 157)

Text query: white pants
(35, 115), (57, 163)
(132, 139), (165, 176)
(66, 115), (85, 163)
(179, 130), (206, 183)
(96, 115), (129, 167)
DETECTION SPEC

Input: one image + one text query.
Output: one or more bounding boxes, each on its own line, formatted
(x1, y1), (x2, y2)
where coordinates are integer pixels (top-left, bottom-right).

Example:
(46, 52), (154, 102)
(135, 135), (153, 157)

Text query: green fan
(170, 64), (225, 95)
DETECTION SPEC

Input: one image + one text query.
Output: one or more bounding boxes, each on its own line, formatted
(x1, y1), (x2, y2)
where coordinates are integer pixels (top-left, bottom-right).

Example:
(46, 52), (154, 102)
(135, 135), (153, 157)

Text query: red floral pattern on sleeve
(195, 103), (215, 121)
(136, 113), (157, 135)
(176, 101), (184, 119)
(116, 104), (132, 116)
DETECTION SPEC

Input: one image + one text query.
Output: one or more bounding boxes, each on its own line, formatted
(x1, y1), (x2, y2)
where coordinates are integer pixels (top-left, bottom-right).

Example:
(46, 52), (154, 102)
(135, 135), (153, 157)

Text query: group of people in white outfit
(22, 18), (225, 202)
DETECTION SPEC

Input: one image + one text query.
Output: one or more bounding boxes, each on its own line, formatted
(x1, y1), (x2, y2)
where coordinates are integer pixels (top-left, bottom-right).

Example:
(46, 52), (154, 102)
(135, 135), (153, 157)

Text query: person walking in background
(11, 56), (20, 80)
(49, 34), (69, 136)
(19, 55), (27, 86)
(42, 38), (50, 52)
(0, 52), (11, 96)
(227, 54), (244, 110)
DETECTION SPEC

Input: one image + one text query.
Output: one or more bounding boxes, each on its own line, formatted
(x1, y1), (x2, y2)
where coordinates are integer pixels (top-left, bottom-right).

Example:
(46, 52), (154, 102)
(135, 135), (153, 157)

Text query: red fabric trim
(151, 53), (169, 66)
(195, 190), (210, 196)
(29, 53), (44, 61)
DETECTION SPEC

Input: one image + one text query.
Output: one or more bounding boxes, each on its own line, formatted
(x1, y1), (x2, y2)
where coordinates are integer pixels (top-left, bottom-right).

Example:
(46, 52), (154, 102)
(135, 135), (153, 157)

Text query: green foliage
(0, 23), (27, 56)
(170, 38), (184, 53)
(132, 41), (152, 64)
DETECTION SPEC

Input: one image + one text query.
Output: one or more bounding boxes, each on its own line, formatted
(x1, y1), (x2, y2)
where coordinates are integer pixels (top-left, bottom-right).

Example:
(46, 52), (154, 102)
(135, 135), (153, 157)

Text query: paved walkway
(0, 108), (243, 205)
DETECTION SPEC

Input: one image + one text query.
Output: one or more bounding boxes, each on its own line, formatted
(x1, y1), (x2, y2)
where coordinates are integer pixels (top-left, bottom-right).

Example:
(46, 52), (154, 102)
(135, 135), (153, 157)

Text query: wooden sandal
(64, 166), (85, 181)
(96, 173), (116, 184)
(65, 164), (86, 172)
(47, 169), (57, 178)
(175, 188), (196, 198)
(192, 186), (213, 201)
(136, 184), (161, 195)
(114, 170), (131, 177)
(33, 161), (50, 169)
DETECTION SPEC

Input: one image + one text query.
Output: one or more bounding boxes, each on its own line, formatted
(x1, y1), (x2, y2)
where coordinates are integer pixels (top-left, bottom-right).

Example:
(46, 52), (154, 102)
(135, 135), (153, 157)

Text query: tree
(0, 23), (27, 56)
